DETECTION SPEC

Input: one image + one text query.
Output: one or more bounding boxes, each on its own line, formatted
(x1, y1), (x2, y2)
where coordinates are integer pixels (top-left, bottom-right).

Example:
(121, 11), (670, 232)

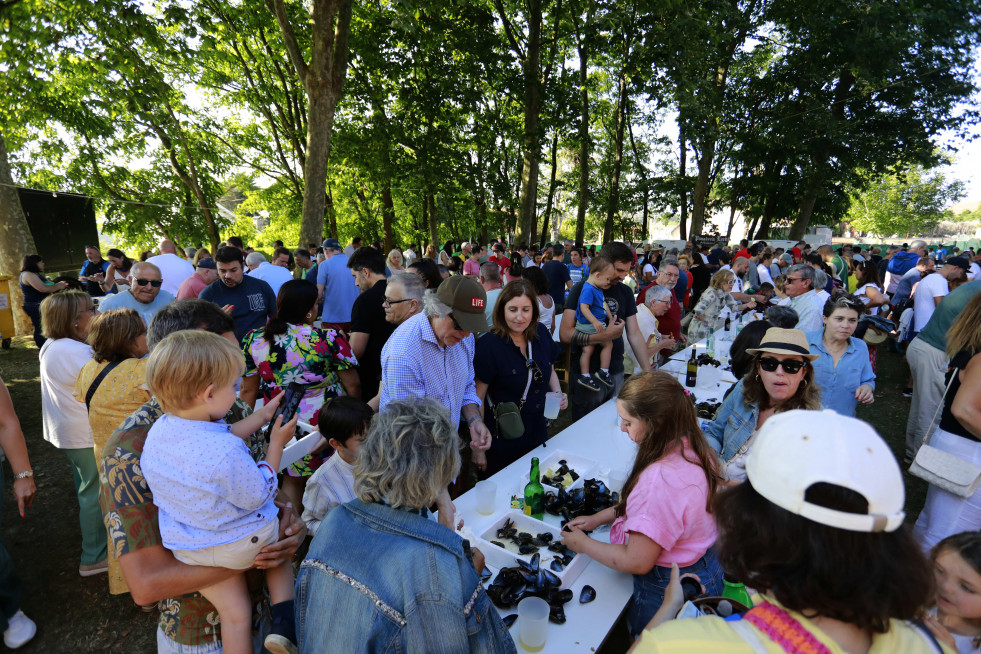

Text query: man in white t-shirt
(912, 257), (968, 333)
(146, 239), (194, 297)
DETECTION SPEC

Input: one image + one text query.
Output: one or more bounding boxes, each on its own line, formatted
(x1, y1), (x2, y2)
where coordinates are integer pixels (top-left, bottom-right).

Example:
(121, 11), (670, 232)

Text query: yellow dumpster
(0, 275), (16, 348)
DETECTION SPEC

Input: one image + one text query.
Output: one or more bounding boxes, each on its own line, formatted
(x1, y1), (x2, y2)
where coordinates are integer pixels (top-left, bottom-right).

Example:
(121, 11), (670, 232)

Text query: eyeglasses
(134, 278), (163, 287)
(383, 297), (412, 307)
(660, 272), (680, 279)
(525, 359), (544, 383)
(758, 356), (806, 375)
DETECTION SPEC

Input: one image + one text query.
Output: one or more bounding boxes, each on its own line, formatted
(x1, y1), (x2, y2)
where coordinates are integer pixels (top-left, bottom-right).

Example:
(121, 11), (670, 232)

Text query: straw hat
(745, 327), (819, 361)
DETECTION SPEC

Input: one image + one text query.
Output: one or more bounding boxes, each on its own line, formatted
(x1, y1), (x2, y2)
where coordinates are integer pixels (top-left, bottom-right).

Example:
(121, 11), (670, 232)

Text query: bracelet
(466, 415), (481, 428)
(13, 469), (33, 479)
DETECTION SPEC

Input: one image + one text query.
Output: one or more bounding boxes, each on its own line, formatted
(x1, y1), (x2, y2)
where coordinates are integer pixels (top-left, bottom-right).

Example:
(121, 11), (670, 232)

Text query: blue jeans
(22, 303), (44, 349)
(627, 548), (724, 637)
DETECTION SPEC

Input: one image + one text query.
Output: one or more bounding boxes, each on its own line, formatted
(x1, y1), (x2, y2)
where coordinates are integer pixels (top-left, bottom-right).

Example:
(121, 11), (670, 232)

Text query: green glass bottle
(524, 457), (544, 520)
(721, 574), (753, 608)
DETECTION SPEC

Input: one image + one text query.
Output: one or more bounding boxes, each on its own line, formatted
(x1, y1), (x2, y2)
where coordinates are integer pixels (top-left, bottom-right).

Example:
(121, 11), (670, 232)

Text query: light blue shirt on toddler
(141, 414), (279, 551)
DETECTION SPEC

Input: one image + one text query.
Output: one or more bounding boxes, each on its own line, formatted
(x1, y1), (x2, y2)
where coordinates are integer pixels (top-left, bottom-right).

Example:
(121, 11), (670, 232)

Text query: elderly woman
(39, 291), (108, 576)
(242, 279), (360, 510)
(296, 399), (517, 653)
(806, 294), (875, 418)
(687, 269), (756, 343)
(704, 328), (821, 482)
(473, 280), (566, 476)
(633, 410), (933, 652)
(626, 285), (678, 373)
(18, 254), (69, 347)
(386, 248), (405, 275)
(73, 308), (150, 596)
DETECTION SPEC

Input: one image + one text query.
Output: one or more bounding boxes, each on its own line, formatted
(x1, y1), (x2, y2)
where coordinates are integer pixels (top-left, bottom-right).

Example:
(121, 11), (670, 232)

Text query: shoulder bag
(909, 368), (981, 497)
(487, 341), (534, 440)
(85, 360), (123, 413)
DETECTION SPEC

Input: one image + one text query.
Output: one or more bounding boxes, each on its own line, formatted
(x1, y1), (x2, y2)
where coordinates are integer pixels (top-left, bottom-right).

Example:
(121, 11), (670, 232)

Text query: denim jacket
(296, 499), (517, 654)
(703, 380), (759, 462)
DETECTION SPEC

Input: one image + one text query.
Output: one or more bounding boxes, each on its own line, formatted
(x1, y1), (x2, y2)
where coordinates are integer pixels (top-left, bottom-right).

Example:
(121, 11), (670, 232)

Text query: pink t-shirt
(610, 441), (717, 567)
(463, 258), (481, 276)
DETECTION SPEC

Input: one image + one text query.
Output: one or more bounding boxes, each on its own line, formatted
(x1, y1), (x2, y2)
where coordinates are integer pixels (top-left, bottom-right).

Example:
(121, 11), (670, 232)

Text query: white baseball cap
(745, 409), (905, 533)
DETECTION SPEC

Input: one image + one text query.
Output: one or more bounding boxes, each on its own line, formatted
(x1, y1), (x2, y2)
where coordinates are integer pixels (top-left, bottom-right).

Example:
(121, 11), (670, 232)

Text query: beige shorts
(173, 520), (279, 570)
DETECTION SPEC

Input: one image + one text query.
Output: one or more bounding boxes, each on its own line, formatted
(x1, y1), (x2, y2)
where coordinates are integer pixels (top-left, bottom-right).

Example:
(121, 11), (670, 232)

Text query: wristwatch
(13, 469), (33, 479)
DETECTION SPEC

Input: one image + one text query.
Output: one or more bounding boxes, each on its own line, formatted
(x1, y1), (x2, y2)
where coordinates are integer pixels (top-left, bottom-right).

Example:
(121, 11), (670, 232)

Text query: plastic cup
(475, 480), (497, 515)
(544, 392), (562, 420)
(518, 596), (549, 651)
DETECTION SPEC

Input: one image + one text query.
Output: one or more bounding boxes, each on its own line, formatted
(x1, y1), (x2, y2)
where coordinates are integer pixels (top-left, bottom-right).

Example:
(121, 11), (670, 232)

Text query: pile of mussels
(544, 478), (620, 525)
(484, 553), (595, 624)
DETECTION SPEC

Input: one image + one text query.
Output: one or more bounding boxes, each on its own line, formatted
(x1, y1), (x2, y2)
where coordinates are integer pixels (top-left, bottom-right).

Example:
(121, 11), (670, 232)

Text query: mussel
(579, 585), (596, 603)
(502, 614), (518, 628)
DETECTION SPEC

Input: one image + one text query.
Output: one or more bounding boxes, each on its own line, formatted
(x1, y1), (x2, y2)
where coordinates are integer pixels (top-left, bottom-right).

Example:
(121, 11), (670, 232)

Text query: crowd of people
(0, 232), (979, 653)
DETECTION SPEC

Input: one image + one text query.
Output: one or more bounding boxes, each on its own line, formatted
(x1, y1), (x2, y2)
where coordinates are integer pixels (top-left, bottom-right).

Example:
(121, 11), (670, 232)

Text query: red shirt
(733, 248), (750, 260)
(636, 281), (681, 339)
(176, 272), (209, 299)
(791, 247), (803, 261)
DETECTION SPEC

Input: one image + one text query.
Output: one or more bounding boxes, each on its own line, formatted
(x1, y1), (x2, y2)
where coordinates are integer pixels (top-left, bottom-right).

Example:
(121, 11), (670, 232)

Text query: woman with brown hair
(914, 291), (981, 551)
(73, 308), (151, 596)
(704, 327), (821, 481)
(854, 259), (888, 309)
(473, 280), (565, 475)
(562, 370), (723, 637)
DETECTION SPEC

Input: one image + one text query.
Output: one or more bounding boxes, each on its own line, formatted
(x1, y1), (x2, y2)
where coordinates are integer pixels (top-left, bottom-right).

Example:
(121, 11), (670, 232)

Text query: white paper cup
(475, 480), (497, 516)
(544, 392), (562, 419)
(518, 596), (549, 651)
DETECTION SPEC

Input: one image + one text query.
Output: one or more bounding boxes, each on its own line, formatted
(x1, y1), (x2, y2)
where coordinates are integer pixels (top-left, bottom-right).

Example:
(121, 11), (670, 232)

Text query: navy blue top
(542, 260), (571, 309)
(20, 273), (48, 304)
(199, 275), (277, 344)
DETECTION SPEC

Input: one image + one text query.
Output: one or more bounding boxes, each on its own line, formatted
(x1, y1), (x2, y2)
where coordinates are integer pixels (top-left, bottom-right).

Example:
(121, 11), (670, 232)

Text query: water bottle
(721, 574), (753, 609)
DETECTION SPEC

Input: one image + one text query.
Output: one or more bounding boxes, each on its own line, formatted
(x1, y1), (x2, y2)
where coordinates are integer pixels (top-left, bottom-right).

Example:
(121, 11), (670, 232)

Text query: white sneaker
(3, 610), (36, 649)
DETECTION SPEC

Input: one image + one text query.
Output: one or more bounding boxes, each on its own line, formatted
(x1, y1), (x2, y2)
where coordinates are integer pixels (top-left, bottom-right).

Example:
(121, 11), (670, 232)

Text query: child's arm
(264, 412), (300, 472)
(229, 389), (284, 440)
(579, 302), (605, 331)
(561, 526), (662, 575)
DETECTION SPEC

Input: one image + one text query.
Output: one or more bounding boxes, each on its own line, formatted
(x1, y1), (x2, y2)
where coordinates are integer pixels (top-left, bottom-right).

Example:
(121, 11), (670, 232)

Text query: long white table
(451, 319), (748, 651)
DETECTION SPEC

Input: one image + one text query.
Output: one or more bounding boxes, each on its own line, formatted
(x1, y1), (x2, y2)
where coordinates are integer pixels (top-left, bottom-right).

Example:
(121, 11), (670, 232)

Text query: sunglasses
(785, 277), (804, 283)
(134, 278), (163, 287)
(450, 314), (466, 332)
(525, 359), (544, 383)
(758, 356), (806, 375)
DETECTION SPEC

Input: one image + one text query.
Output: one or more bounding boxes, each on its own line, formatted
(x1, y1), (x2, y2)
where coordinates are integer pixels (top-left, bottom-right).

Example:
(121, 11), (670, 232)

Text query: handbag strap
(85, 360), (123, 413)
(487, 340), (535, 410)
(920, 366), (959, 448)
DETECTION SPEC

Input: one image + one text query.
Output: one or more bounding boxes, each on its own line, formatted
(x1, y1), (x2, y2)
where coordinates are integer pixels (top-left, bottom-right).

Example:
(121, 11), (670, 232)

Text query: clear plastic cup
(518, 596), (549, 651)
(544, 392), (562, 419)
(475, 480), (497, 515)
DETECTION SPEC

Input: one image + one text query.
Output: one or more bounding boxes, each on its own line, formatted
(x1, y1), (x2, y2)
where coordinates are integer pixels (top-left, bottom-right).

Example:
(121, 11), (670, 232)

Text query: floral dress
(243, 323), (358, 477)
(687, 287), (739, 342)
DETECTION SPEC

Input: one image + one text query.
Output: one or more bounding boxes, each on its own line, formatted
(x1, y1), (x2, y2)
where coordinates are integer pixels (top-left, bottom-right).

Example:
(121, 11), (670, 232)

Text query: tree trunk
(574, 13), (590, 249)
(0, 132), (38, 337)
(627, 111), (649, 241)
(678, 119), (688, 239)
(688, 136), (716, 238)
(514, 0), (543, 246)
(604, 68), (629, 245)
(755, 162), (784, 239)
(540, 128), (560, 248)
(326, 185), (338, 239)
(426, 193), (438, 249)
(268, 0), (353, 250)
(381, 183), (395, 252)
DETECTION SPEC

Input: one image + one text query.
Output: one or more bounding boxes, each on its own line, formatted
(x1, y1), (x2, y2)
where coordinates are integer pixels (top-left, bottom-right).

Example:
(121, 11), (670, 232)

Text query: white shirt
(402, 248), (417, 267)
(301, 454), (356, 536)
(757, 263), (774, 286)
(969, 261), (980, 281)
(913, 272), (950, 331)
(854, 283), (881, 306)
(537, 296), (555, 334)
(39, 338), (94, 449)
(789, 289), (824, 333)
(247, 261), (294, 299)
(146, 253), (194, 297)
(642, 263), (655, 280)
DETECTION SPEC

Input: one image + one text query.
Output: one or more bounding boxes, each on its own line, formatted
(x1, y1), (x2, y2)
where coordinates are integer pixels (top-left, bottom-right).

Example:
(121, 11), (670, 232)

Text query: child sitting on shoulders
(575, 255), (617, 393)
(141, 330), (299, 654)
(302, 397), (374, 536)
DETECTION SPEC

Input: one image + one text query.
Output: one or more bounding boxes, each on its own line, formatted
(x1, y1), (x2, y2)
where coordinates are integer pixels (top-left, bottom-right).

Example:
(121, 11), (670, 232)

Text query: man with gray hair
(379, 275), (493, 455)
(383, 273), (424, 326)
(625, 285), (677, 372)
(884, 239), (928, 294)
(246, 249), (293, 299)
(96, 261), (174, 326)
(764, 304), (799, 329)
(783, 264), (823, 332)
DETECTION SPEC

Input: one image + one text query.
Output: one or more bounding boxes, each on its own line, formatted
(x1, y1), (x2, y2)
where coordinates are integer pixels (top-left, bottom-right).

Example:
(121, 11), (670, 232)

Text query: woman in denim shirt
(296, 399), (516, 654)
(806, 294), (876, 418)
(704, 328), (821, 479)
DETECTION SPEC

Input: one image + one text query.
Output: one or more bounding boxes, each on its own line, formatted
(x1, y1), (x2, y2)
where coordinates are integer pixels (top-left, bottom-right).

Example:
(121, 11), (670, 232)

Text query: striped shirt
(378, 312), (480, 419)
(302, 454), (356, 536)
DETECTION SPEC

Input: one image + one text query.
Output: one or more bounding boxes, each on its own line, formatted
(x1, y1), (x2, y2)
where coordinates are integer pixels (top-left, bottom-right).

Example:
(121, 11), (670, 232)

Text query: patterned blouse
(243, 323), (358, 477)
(687, 287), (740, 343)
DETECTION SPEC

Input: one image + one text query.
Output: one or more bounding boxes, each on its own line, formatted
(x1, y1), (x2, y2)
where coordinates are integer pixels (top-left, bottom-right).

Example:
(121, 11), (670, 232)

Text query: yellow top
(74, 357), (151, 595)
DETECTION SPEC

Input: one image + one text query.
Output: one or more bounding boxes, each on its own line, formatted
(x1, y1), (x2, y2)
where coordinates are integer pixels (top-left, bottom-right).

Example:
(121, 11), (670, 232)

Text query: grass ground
(0, 336), (921, 653)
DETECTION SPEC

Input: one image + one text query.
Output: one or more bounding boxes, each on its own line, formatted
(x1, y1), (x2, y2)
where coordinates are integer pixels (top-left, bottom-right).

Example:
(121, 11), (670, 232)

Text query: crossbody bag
(487, 341), (534, 440)
(84, 360), (123, 413)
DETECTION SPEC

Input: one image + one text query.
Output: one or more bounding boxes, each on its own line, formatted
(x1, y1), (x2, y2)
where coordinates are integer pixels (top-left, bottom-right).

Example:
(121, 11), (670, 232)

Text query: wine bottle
(725, 315), (731, 332)
(524, 457), (545, 520)
(686, 348), (698, 387)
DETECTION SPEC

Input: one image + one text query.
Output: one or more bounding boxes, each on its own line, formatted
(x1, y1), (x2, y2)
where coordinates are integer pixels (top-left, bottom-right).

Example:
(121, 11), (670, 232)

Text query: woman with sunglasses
(806, 294), (876, 417)
(686, 269), (756, 344)
(703, 328), (821, 482)
(473, 280), (566, 476)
